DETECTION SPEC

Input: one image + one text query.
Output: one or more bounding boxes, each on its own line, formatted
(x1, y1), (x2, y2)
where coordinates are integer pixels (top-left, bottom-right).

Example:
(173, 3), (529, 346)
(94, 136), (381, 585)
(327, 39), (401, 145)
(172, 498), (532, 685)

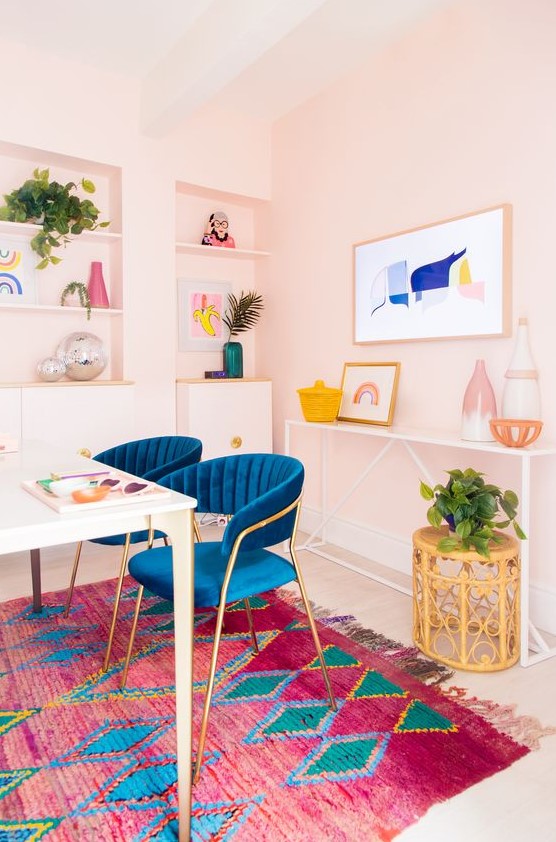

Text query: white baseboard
(299, 506), (556, 637)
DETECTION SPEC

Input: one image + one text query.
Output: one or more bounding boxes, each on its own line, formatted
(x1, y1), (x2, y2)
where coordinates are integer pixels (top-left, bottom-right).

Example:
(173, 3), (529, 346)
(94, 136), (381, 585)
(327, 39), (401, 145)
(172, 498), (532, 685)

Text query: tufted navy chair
(64, 435), (202, 670)
(121, 452), (336, 783)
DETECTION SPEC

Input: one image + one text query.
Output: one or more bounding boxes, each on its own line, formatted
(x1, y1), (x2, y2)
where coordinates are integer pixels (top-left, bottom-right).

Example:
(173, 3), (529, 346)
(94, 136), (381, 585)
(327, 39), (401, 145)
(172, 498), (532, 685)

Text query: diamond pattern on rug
(288, 731), (390, 785)
(244, 698), (342, 743)
(395, 699), (457, 733)
(0, 578), (537, 841)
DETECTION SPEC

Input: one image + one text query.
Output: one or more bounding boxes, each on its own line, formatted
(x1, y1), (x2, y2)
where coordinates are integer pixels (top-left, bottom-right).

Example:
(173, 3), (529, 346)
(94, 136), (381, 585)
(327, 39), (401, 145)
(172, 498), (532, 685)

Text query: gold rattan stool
(412, 527), (520, 672)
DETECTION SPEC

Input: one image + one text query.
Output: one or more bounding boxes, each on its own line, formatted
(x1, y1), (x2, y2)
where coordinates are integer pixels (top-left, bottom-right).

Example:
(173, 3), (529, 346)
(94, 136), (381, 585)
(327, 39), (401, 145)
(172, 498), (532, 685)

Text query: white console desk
(285, 419), (556, 668)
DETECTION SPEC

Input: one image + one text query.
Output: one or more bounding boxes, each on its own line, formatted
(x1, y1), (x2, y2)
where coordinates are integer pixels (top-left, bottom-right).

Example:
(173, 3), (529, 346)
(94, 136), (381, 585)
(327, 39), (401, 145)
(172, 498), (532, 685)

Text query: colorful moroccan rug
(0, 578), (551, 841)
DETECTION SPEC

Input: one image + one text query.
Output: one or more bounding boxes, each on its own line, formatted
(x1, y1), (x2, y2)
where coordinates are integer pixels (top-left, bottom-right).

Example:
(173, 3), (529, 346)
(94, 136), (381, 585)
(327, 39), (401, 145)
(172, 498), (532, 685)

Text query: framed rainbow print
(178, 278), (232, 352)
(353, 205), (511, 343)
(338, 362), (400, 426)
(0, 236), (37, 306)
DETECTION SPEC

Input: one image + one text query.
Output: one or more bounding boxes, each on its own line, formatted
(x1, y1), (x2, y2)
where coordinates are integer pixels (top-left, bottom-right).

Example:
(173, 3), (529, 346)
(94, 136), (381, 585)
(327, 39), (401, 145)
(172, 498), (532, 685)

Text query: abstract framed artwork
(354, 205), (511, 343)
(0, 236), (37, 305)
(338, 362), (401, 426)
(178, 279), (231, 352)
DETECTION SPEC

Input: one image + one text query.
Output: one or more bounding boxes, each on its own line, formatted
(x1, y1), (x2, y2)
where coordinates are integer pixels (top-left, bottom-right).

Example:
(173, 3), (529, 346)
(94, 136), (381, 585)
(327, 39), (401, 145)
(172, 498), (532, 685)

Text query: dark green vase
(223, 341), (243, 378)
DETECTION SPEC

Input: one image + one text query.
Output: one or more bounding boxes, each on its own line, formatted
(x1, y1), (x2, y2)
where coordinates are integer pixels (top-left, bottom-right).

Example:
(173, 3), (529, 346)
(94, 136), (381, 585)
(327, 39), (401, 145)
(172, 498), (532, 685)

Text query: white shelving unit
(175, 179), (271, 381)
(0, 140), (124, 382)
(0, 141), (134, 449)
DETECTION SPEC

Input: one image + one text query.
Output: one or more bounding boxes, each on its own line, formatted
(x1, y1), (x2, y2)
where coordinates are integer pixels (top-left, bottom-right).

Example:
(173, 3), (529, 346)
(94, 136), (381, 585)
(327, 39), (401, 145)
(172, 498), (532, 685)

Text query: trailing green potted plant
(419, 467), (526, 558)
(60, 281), (91, 320)
(222, 290), (264, 378)
(0, 167), (109, 269)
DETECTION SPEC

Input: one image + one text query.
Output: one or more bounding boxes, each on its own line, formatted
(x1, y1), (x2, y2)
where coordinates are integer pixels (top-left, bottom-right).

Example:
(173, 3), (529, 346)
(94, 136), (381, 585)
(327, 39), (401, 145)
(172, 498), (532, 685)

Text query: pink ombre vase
(87, 261), (109, 309)
(461, 359), (497, 441)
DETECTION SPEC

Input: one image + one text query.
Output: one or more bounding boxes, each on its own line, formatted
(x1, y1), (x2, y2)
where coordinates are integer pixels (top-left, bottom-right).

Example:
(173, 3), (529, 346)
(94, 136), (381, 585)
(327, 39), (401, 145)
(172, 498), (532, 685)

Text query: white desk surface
(0, 439), (196, 841)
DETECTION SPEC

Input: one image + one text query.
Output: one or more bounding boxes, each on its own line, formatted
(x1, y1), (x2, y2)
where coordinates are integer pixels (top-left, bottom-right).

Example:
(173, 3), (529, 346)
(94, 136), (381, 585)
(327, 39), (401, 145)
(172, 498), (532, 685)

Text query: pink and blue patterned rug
(0, 578), (548, 840)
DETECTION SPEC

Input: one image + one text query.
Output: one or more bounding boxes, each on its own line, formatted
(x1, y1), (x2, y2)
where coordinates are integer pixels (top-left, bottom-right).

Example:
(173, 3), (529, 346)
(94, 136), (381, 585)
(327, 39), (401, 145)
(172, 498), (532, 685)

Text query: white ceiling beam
(140, 0), (329, 137)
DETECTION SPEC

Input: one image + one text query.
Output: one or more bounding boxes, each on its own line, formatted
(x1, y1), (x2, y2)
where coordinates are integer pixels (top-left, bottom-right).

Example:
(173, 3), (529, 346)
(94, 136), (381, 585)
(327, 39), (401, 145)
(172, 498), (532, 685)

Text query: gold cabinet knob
(231, 436), (242, 449)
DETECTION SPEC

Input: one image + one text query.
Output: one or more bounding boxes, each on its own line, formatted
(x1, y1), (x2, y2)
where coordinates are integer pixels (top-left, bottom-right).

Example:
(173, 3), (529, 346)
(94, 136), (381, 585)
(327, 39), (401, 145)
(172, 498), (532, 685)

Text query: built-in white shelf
(0, 219), (122, 244)
(175, 241), (270, 259)
(0, 380), (134, 388)
(0, 303), (123, 315)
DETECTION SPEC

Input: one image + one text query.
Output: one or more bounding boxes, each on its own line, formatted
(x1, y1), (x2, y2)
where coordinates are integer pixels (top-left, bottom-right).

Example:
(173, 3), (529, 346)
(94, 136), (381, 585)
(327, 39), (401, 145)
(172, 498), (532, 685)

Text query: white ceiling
(3, 0), (455, 135)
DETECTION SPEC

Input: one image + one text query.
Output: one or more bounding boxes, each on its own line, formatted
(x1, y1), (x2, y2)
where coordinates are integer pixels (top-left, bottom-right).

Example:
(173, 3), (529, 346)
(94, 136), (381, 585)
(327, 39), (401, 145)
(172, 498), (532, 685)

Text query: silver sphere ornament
(37, 356), (67, 382)
(56, 331), (107, 381)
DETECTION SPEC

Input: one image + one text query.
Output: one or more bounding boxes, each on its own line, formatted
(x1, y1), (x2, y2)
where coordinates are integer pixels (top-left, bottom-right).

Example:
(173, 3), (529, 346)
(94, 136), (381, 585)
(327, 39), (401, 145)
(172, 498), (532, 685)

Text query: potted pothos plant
(60, 282), (91, 320)
(419, 467), (526, 558)
(0, 167), (109, 269)
(222, 290), (264, 378)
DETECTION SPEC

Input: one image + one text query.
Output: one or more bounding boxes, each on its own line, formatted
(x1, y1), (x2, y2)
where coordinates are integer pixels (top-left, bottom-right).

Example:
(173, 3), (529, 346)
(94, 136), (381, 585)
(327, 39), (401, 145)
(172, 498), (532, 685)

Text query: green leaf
(81, 178), (96, 193)
(456, 519), (472, 539)
(427, 507), (443, 528)
(513, 522), (527, 540)
(419, 481), (434, 500)
(469, 536), (490, 557)
(36, 258), (49, 270)
(437, 536), (461, 554)
(49, 255), (62, 265)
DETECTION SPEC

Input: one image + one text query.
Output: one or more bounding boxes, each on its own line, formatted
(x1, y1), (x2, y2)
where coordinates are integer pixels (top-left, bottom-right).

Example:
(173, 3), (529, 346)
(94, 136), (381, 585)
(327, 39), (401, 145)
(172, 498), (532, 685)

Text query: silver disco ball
(37, 356), (67, 382)
(56, 331), (107, 381)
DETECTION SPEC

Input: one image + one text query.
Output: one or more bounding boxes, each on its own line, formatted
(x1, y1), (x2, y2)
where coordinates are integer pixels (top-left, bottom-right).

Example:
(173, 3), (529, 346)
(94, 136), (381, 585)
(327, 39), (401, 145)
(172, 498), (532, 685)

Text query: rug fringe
(440, 685), (556, 750)
(277, 588), (455, 686)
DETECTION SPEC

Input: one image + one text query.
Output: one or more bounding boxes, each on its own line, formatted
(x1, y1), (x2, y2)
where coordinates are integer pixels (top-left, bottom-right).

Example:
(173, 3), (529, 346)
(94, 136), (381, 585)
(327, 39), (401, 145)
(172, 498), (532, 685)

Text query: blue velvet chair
(64, 435), (202, 670)
(121, 452), (336, 783)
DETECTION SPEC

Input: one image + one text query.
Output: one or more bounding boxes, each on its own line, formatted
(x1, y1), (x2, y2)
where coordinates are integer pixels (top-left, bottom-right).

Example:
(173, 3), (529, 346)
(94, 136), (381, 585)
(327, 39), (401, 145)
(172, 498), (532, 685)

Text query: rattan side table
(412, 527), (520, 672)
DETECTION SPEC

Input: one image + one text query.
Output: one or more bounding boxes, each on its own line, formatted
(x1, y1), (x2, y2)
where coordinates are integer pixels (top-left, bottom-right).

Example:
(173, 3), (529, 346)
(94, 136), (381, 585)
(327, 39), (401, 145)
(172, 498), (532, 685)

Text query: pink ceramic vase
(87, 261), (109, 308)
(461, 359), (497, 441)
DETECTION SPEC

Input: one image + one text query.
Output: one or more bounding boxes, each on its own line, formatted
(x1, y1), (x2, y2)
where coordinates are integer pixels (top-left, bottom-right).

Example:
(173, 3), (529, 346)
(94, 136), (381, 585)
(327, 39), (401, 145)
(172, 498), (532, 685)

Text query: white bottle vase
(461, 359), (497, 441)
(502, 318), (541, 419)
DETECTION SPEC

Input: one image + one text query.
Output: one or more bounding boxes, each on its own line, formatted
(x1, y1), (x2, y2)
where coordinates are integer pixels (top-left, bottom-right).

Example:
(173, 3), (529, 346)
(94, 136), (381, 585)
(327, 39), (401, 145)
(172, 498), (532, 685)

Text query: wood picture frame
(338, 362), (400, 426)
(353, 205), (511, 343)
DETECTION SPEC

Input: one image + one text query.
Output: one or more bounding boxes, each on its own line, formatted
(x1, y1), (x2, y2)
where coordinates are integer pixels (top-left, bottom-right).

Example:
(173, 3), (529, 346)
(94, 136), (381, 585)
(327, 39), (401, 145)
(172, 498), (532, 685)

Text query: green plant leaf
(81, 179), (96, 193)
(437, 536), (461, 553)
(426, 506), (443, 528)
(513, 522), (527, 540)
(419, 481), (434, 500)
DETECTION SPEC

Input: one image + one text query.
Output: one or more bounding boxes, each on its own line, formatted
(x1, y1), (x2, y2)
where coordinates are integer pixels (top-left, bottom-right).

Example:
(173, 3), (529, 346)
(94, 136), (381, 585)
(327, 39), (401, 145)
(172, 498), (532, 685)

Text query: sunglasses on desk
(98, 477), (153, 496)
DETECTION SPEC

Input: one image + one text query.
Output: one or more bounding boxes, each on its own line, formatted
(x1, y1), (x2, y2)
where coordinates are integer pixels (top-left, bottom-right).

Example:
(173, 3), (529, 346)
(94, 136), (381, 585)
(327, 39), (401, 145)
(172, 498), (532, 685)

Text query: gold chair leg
(193, 598), (228, 785)
(244, 598), (259, 654)
(291, 547), (337, 711)
(120, 584), (145, 688)
(103, 533), (132, 673)
(64, 541), (83, 617)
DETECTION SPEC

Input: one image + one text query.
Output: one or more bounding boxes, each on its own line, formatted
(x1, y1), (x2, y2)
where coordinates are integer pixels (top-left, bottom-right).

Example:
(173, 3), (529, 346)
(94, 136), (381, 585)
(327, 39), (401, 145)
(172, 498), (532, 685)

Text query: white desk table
(285, 419), (556, 668)
(0, 441), (196, 841)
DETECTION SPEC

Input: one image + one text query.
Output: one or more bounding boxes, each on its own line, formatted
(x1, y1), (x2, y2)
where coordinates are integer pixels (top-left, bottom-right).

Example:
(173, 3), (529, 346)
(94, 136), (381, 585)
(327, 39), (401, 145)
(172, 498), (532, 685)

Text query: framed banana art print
(338, 362), (401, 426)
(178, 279), (231, 351)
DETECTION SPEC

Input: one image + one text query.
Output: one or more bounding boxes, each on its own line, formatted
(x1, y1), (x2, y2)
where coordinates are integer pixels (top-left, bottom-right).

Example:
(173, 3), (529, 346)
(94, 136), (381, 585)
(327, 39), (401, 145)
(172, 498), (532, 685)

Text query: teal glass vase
(223, 341), (243, 378)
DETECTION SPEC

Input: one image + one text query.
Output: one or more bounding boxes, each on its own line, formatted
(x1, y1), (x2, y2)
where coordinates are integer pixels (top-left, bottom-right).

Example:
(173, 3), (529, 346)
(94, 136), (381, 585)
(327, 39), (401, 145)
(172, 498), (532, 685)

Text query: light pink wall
(263, 0), (556, 588)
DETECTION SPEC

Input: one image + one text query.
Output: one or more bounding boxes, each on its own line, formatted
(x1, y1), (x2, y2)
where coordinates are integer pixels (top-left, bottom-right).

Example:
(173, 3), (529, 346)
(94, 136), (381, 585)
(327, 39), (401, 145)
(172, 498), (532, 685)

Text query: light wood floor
(1, 531), (555, 842)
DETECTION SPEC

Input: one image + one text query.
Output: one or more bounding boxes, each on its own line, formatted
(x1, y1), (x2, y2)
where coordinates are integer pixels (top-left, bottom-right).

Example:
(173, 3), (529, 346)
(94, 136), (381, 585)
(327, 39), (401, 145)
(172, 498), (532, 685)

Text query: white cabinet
(14, 382), (134, 454)
(176, 379), (272, 460)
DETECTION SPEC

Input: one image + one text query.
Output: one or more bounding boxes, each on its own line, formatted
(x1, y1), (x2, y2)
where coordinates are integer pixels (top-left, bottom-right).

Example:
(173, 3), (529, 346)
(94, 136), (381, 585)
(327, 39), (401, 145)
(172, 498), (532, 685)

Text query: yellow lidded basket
(297, 380), (343, 423)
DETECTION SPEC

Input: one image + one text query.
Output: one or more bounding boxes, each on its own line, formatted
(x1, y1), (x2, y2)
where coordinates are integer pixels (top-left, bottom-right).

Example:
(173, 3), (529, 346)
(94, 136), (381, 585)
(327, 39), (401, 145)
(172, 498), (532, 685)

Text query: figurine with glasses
(201, 210), (236, 248)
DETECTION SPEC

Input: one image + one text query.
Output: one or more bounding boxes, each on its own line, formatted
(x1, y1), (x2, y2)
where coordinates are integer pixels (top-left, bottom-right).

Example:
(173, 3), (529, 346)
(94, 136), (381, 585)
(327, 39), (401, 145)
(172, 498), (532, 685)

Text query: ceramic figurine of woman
(201, 210), (236, 248)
